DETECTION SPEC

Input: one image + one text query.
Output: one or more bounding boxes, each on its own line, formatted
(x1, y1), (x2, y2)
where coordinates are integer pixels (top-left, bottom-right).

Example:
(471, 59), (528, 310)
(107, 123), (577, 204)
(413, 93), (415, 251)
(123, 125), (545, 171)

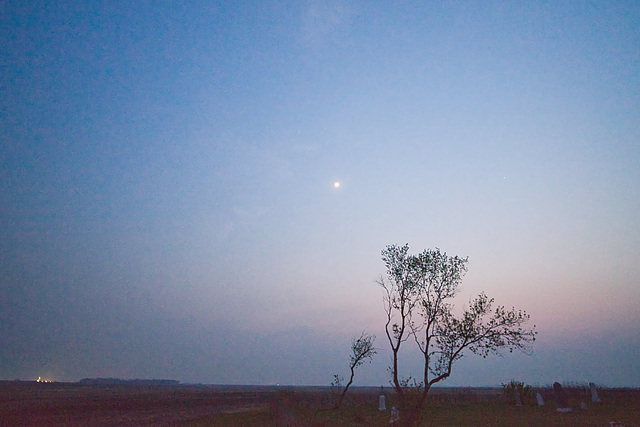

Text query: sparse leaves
(350, 333), (377, 369)
(334, 332), (376, 409)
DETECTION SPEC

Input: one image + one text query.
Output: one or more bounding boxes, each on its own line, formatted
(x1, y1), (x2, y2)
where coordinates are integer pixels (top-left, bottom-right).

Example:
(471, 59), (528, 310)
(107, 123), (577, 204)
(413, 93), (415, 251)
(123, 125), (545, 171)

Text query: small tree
(379, 244), (536, 413)
(378, 244), (421, 403)
(335, 332), (376, 409)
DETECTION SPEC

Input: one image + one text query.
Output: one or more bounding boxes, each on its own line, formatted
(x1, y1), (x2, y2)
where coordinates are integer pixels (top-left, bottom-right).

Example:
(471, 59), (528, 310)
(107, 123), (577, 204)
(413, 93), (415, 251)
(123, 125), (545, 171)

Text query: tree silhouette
(379, 244), (536, 416)
(335, 332), (376, 409)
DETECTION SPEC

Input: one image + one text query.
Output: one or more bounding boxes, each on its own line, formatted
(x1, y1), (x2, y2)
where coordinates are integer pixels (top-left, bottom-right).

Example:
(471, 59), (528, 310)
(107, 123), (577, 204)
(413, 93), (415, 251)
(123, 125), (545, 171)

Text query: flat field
(0, 381), (638, 426)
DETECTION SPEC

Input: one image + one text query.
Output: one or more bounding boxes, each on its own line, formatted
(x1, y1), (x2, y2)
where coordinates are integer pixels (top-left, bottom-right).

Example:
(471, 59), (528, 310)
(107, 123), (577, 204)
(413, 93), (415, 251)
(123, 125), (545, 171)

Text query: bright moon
(333, 181), (340, 188)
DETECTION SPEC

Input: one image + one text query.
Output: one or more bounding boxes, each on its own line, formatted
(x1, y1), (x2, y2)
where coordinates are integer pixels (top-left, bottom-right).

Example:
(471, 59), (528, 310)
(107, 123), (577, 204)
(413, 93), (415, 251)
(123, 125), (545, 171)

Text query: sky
(1, 1), (639, 387)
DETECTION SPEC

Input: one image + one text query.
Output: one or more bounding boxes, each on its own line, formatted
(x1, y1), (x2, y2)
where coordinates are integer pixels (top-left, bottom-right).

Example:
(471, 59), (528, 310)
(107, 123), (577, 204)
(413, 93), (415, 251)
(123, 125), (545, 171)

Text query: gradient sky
(1, 1), (639, 387)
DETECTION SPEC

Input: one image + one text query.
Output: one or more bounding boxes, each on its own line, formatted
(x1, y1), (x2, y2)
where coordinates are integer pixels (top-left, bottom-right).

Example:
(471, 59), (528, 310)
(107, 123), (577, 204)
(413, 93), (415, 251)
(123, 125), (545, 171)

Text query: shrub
(502, 380), (535, 406)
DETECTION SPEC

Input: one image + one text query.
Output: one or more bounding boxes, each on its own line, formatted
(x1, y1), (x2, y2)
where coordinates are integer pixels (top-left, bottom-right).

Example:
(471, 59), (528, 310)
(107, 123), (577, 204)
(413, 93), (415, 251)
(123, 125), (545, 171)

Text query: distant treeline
(78, 378), (180, 386)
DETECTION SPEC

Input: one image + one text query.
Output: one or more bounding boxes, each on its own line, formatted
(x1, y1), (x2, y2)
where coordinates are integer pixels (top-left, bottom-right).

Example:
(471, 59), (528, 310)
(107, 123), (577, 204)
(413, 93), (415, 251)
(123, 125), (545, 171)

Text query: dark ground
(1, 381), (637, 426)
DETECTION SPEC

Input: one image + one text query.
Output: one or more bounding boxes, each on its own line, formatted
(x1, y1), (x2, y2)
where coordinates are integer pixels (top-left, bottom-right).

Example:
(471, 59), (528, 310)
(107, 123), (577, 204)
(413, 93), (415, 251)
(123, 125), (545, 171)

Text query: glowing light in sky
(333, 182), (340, 188)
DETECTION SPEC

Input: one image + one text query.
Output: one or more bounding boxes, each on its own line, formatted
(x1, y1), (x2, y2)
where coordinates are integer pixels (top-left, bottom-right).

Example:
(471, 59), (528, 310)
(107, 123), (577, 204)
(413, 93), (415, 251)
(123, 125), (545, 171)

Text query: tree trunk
(392, 347), (404, 405)
(336, 367), (355, 409)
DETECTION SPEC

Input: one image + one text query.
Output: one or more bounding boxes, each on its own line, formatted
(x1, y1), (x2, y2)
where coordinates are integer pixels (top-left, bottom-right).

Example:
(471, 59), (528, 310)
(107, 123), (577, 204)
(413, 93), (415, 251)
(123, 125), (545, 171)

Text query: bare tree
(335, 332), (376, 409)
(379, 244), (536, 413)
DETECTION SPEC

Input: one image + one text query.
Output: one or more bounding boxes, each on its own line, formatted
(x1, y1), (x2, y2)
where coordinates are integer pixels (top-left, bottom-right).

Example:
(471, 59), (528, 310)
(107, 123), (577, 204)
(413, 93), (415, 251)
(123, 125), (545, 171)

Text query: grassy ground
(192, 402), (636, 427)
(189, 388), (640, 426)
(1, 382), (637, 426)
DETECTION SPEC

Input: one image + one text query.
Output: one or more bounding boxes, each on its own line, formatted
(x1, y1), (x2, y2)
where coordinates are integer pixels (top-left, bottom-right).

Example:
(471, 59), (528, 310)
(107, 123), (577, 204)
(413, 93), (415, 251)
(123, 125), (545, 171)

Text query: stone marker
(389, 406), (400, 424)
(590, 382), (601, 403)
(379, 386), (386, 411)
(553, 382), (572, 413)
(514, 387), (523, 407)
(536, 392), (544, 406)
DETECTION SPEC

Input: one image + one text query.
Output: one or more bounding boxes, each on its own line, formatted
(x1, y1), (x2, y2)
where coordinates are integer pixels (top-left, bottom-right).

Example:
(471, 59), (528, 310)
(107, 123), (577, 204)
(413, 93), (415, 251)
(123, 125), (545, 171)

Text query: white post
(378, 394), (386, 411)
(590, 382), (601, 403)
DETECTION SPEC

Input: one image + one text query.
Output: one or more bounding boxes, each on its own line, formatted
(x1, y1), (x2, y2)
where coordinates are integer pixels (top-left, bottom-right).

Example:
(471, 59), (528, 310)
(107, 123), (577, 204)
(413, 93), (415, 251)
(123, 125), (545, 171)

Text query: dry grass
(191, 387), (640, 426)
(1, 381), (638, 426)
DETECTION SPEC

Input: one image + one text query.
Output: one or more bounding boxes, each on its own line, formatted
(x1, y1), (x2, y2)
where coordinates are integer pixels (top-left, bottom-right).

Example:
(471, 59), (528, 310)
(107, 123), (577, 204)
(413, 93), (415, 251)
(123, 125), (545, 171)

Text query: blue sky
(1, 1), (639, 387)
